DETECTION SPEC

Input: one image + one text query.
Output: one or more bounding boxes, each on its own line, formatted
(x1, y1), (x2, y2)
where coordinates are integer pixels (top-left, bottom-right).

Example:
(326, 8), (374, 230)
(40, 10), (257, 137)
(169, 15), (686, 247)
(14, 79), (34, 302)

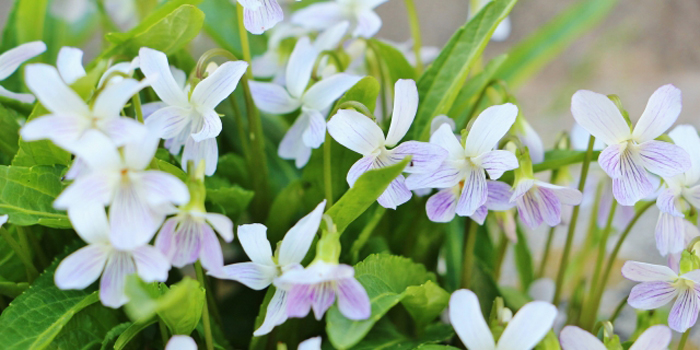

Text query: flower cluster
(0, 0), (698, 349)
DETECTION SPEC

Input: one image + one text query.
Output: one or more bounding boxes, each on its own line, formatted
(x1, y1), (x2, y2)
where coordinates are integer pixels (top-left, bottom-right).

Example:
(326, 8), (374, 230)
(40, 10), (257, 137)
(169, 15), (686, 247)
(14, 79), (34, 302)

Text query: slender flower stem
(494, 233), (509, 281)
(158, 319), (169, 346)
(235, 5), (270, 220)
(133, 93), (144, 123)
(678, 330), (690, 350)
(236, 4), (253, 80)
(538, 226), (556, 278)
(553, 135), (596, 305)
(228, 96), (250, 159)
(195, 261), (214, 350)
(404, 0), (423, 74)
(586, 200), (618, 307)
(349, 205), (386, 262)
(582, 201), (654, 330)
(461, 219), (479, 289)
(324, 132), (333, 206)
(0, 228), (38, 283)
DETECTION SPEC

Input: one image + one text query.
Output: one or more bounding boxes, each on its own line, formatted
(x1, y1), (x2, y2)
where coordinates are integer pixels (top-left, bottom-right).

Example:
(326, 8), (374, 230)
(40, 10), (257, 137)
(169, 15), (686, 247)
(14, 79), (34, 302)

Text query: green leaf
(99, 322), (133, 350)
(513, 226), (534, 291)
(199, 0), (267, 57)
(411, 0), (517, 141)
(124, 276), (205, 335)
(0, 243), (102, 350)
(336, 76), (381, 114)
(151, 159), (187, 182)
(0, 165), (70, 228)
(15, 0), (49, 44)
(47, 303), (121, 350)
(113, 319), (157, 350)
(0, 104), (21, 157)
(325, 157), (411, 234)
(494, 0), (618, 88)
(326, 254), (438, 349)
(206, 185), (255, 219)
(448, 54), (508, 127)
(400, 280), (450, 327)
(535, 331), (562, 350)
(368, 39), (416, 83)
(101, 2), (204, 58)
(350, 320), (454, 350)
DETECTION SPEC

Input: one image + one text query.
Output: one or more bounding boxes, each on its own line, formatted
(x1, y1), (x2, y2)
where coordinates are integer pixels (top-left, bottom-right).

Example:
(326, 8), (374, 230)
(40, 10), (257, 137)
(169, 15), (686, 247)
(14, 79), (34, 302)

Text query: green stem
(195, 261), (214, 350)
(158, 319), (169, 346)
(324, 132), (333, 206)
(365, 41), (389, 122)
(0, 228), (38, 283)
(579, 199), (618, 329)
(461, 220), (479, 289)
(236, 4), (253, 80)
(538, 226), (556, 278)
(349, 205), (386, 262)
(229, 96), (250, 159)
(494, 233), (509, 281)
(133, 93), (144, 123)
(583, 201), (654, 330)
(678, 329), (690, 350)
(27, 231), (48, 269)
(404, 0), (423, 74)
(553, 135), (596, 305)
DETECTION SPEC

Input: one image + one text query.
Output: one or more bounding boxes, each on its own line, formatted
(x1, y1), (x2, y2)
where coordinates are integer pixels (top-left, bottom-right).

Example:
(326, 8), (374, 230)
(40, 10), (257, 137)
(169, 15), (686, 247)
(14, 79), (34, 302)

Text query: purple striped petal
(516, 188), (543, 229)
(55, 244), (109, 290)
(476, 150), (518, 180)
(213, 262), (277, 290)
(389, 141), (448, 174)
(621, 261), (677, 282)
(629, 325), (672, 350)
(598, 143), (624, 178)
(612, 149), (654, 206)
(100, 251), (137, 308)
(182, 137), (219, 176)
(347, 155), (376, 187)
(455, 168), (487, 217)
(655, 212), (684, 256)
(249, 81), (302, 114)
(426, 187), (458, 223)
(199, 223), (225, 273)
(311, 282), (336, 320)
(243, 0), (283, 35)
(405, 164), (464, 190)
(627, 281), (677, 310)
(471, 206), (487, 225)
(538, 187), (563, 227)
(301, 109), (327, 149)
(132, 245), (171, 283)
(337, 277), (371, 320)
(485, 181), (515, 211)
(668, 287), (699, 332)
(287, 284), (314, 319)
(254, 288), (289, 336)
(632, 84), (682, 143)
(156, 217), (201, 268)
(656, 187), (683, 216)
(559, 326), (606, 350)
(377, 175), (412, 209)
(638, 140), (691, 178)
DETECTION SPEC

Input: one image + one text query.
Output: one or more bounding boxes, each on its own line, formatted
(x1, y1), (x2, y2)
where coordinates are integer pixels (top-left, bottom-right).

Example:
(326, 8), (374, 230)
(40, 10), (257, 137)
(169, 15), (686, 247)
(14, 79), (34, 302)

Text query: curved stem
(132, 93), (144, 123)
(553, 135), (596, 305)
(404, 0), (423, 74)
(236, 4), (253, 79)
(195, 261), (214, 350)
(582, 201), (654, 330)
(538, 226), (556, 278)
(461, 219), (479, 289)
(365, 40), (389, 121)
(349, 205), (386, 262)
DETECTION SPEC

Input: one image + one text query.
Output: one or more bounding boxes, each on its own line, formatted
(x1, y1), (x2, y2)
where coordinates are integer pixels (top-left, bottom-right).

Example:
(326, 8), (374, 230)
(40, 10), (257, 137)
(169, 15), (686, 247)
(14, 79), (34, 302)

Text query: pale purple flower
(139, 47), (248, 176)
(54, 203), (170, 308)
(654, 125), (700, 256)
(298, 337), (321, 350)
(622, 260), (700, 332)
(406, 103), (519, 221)
(56, 46), (140, 87)
(510, 178), (583, 229)
(54, 131), (189, 251)
(0, 41), (45, 103)
(512, 117), (545, 164)
(449, 289), (557, 350)
(249, 36), (361, 168)
(278, 260), (371, 321)
(572, 85), (690, 206)
(236, 0), (284, 35)
(327, 79), (447, 209)
(253, 22), (349, 83)
(155, 208), (234, 273)
(668, 221), (700, 273)
(20, 63), (150, 152)
(165, 335), (197, 350)
(560, 325), (671, 350)
(210, 201), (326, 336)
(292, 0), (388, 38)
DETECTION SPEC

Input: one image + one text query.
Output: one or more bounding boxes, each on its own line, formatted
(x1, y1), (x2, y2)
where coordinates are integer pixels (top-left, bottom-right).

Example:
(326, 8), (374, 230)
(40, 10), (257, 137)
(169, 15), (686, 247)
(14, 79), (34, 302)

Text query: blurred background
(2, 0), (700, 346)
